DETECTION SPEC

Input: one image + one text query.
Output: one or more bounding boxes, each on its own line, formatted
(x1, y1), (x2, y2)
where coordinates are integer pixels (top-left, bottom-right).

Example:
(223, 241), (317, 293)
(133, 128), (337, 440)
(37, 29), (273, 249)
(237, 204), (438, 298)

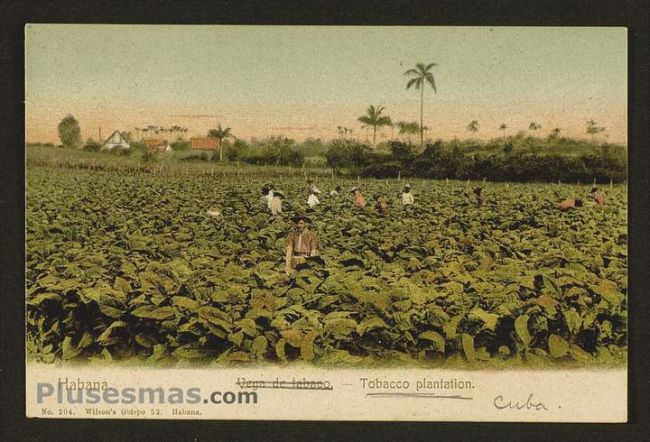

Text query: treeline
(325, 138), (627, 183)
(175, 136), (321, 167)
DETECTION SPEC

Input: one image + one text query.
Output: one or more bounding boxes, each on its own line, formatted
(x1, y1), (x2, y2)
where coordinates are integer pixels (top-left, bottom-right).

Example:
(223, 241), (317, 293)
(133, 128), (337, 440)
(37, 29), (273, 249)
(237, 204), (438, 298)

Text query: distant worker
(307, 188), (321, 208)
(376, 194), (389, 215)
(261, 184), (275, 211)
(401, 184), (414, 206)
(306, 179), (321, 197)
(206, 207), (223, 222)
(270, 191), (284, 216)
(591, 187), (605, 206)
(351, 187), (366, 208)
(329, 185), (342, 197)
(473, 187), (487, 207)
(285, 213), (319, 275)
(557, 198), (584, 211)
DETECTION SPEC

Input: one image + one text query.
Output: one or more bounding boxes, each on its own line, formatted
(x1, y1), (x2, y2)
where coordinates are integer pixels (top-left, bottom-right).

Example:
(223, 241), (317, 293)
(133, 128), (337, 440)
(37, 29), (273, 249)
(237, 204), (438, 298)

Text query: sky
(25, 25), (627, 144)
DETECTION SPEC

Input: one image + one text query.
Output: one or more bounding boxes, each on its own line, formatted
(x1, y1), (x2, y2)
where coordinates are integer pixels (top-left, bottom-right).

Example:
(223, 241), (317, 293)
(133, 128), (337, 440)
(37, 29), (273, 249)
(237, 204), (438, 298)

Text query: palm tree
(396, 121), (420, 143)
(357, 105), (392, 145)
(208, 124), (234, 161)
(466, 120), (479, 136)
(499, 123), (508, 139)
(586, 119), (605, 140)
(550, 126), (562, 139)
(404, 62), (438, 149)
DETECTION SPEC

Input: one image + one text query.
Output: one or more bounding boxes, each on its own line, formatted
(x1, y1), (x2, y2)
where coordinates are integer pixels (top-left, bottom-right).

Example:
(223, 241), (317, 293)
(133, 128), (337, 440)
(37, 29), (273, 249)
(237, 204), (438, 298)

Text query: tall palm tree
(357, 105), (392, 145)
(466, 120), (479, 136)
(208, 124), (234, 161)
(405, 62), (438, 149)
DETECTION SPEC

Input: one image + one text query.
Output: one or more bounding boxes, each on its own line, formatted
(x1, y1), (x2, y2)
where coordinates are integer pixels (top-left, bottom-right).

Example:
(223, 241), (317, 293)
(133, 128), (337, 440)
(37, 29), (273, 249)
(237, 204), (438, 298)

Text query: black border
(2, 1), (649, 440)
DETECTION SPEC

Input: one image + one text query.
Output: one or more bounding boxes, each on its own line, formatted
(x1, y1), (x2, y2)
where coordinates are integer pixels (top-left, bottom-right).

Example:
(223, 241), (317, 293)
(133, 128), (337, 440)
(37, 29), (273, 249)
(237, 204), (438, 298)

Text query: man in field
(473, 187), (487, 207)
(206, 207), (223, 222)
(260, 185), (273, 210)
(270, 190), (284, 216)
(591, 186), (606, 206)
(307, 188), (321, 208)
(557, 197), (584, 211)
(376, 193), (389, 215)
(351, 187), (366, 208)
(401, 184), (414, 206)
(285, 213), (319, 274)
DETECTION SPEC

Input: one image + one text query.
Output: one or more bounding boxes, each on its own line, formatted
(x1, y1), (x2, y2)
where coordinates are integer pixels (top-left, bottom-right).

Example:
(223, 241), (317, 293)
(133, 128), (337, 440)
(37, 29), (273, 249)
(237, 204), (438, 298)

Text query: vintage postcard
(25, 25), (627, 421)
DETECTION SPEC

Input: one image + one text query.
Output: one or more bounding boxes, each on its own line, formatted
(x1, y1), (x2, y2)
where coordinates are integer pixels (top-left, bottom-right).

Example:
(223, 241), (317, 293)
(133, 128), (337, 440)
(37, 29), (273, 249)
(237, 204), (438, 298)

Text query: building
(190, 137), (221, 152)
(101, 131), (130, 150)
(143, 138), (172, 152)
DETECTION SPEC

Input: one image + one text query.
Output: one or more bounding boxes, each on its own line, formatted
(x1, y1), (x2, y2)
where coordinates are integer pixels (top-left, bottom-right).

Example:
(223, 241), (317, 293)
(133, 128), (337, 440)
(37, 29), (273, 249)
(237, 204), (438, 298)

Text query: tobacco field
(26, 165), (628, 366)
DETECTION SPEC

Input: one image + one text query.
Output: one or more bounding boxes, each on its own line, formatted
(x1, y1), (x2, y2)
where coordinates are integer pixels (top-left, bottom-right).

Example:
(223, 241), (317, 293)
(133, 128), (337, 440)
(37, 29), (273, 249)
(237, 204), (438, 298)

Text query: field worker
(473, 187), (487, 207)
(329, 185), (342, 197)
(401, 184), (414, 206)
(270, 191), (284, 216)
(206, 207), (223, 222)
(591, 187), (605, 206)
(557, 198), (584, 211)
(351, 187), (366, 208)
(306, 179), (317, 194)
(307, 187), (321, 208)
(285, 213), (319, 274)
(261, 185), (275, 210)
(376, 193), (389, 215)
(266, 183), (275, 210)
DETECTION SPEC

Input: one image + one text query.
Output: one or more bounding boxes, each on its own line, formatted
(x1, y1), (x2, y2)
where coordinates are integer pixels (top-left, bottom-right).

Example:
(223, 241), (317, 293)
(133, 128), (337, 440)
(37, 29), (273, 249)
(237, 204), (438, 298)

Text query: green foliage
(58, 115), (82, 148)
(141, 150), (158, 163)
(236, 136), (305, 167)
(82, 139), (101, 152)
(25, 163), (627, 366)
(325, 139), (371, 171)
(171, 140), (191, 151)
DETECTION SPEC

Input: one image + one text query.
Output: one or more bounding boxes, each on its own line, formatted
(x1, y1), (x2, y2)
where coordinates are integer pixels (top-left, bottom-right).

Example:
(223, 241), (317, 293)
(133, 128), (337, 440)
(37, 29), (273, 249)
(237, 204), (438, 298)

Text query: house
(190, 137), (221, 152)
(143, 138), (172, 152)
(101, 131), (130, 150)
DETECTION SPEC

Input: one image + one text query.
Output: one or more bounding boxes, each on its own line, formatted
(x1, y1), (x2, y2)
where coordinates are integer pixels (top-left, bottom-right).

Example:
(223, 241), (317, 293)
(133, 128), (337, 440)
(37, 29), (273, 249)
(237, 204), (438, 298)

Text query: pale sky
(25, 25), (627, 144)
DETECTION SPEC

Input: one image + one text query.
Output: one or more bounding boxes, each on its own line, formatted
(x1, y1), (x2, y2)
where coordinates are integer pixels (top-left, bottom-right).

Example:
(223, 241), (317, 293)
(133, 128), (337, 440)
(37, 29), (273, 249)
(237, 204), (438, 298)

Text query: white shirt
(402, 192), (414, 205)
(307, 194), (320, 208)
(270, 197), (283, 215)
(267, 190), (274, 209)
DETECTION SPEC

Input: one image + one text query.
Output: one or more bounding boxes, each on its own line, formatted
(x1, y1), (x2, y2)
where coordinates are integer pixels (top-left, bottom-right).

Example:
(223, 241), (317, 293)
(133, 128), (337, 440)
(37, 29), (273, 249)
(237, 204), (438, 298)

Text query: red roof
(190, 137), (221, 151)
(143, 138), (166, 148)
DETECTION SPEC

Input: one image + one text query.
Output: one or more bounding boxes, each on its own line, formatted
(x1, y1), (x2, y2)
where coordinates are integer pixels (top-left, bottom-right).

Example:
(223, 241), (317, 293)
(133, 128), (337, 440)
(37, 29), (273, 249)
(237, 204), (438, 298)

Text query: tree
(549, 126), (562, 139)
(467, 120), (479, 135)
(586, 119), (605, 140)
(58, 115), (82, 148)
(395, 121), (420, 143)
(357, 105), (392, 145)
(404, 62), (438, 149)
(208, 124), (234, 161)
(528, 121), (542, 132)
(499, 123), (508, 139)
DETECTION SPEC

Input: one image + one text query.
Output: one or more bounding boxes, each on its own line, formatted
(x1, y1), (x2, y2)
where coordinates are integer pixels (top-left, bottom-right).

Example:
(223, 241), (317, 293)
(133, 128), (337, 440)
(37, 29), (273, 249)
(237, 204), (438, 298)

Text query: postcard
(25, 25), (627, 421)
